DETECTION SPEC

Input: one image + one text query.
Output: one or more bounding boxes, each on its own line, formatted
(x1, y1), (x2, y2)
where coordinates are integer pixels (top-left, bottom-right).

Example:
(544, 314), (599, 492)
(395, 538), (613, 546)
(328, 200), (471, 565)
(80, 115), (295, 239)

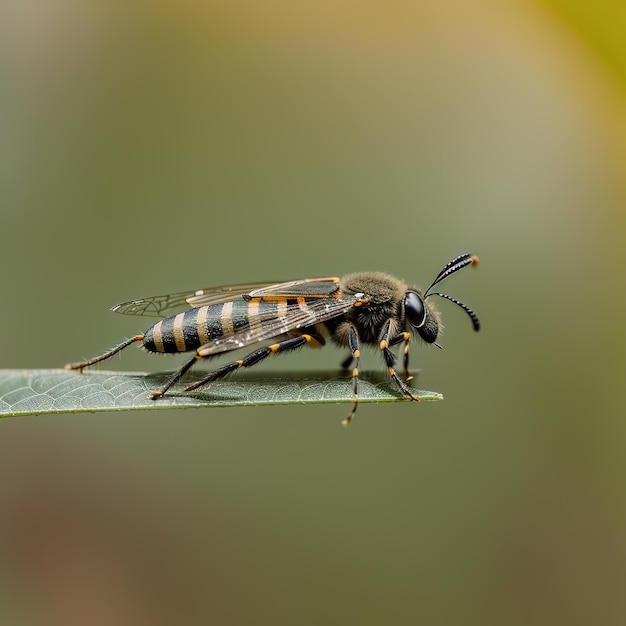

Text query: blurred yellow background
(1, 1), (625, 624)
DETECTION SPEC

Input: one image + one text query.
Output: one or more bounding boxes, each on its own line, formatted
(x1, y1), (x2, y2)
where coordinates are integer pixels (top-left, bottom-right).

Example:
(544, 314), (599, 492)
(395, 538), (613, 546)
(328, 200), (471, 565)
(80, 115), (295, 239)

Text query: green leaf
(0, 369), (442, 417)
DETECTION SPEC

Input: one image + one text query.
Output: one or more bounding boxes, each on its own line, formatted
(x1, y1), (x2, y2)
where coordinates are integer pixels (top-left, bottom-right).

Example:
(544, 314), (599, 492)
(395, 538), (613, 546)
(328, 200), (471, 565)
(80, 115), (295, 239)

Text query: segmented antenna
(428, 293), (480, 331)
(424, 253), (479, 295)
(424, 253), (480, 331)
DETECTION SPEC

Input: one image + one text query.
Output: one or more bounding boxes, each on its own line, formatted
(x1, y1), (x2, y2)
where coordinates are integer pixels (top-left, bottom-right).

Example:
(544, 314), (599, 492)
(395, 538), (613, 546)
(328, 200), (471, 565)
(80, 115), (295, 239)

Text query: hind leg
(184, 333), (322, 392)
(65, 335), (145, 372)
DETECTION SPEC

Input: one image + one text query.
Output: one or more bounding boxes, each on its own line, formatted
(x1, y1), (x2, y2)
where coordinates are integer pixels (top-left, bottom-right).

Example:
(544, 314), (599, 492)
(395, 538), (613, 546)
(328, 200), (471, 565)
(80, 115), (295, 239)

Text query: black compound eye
(404, 291), (425, 328)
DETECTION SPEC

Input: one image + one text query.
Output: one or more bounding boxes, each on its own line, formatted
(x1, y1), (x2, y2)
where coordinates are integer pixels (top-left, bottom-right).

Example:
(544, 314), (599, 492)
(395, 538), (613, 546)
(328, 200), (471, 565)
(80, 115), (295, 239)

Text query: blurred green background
(1, 1), (625, 624)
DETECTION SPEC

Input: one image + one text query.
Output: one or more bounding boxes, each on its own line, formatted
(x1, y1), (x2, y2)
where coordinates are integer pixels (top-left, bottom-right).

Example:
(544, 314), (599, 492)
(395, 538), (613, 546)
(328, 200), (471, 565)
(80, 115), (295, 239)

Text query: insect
(66, 253), (480, 425)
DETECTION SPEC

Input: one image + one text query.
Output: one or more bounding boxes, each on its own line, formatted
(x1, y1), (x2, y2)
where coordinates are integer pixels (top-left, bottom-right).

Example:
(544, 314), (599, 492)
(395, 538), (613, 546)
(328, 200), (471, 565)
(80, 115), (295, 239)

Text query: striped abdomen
(143, 300), (285, 354)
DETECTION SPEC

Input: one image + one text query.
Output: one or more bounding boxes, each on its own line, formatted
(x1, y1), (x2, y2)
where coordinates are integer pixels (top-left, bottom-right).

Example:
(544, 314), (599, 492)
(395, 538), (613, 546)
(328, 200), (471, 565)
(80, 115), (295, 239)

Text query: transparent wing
(246, 277), (340, 300)
(111, 282), (282, 317)
(196, 292), (355, 358)
(111, 277), (341, 317)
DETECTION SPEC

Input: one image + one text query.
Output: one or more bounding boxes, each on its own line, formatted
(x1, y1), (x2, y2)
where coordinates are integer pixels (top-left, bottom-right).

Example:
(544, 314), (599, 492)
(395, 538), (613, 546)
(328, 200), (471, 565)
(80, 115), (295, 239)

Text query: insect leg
(387, 331), (413, 380)
(184, 333), (322, 392)
(65, 335), (145, 372)
(151, 353), (202, 399)
(342, 324), (361, 427)
(379, 323), (420, 401)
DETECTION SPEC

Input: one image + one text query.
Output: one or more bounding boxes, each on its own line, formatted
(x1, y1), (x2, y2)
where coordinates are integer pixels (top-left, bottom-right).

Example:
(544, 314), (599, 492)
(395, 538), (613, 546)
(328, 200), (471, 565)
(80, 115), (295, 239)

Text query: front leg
(388, 331), (412, 381)
(378, 321), (420, 402)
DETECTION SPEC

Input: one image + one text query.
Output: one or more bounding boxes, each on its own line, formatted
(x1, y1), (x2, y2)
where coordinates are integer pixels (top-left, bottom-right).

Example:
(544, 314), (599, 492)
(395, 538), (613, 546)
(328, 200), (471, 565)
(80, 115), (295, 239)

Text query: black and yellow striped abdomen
(143, 300), (284, 354)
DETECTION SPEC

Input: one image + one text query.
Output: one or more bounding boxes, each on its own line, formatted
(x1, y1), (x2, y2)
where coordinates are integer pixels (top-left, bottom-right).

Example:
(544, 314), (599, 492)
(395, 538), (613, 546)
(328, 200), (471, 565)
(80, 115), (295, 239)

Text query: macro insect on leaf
(66, 253), (480, 425)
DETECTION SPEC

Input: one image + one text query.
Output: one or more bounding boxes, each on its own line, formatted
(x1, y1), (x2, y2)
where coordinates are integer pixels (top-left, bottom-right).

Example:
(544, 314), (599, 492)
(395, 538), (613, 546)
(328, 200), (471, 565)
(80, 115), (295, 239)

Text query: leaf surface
(0, 369), (442, 417)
